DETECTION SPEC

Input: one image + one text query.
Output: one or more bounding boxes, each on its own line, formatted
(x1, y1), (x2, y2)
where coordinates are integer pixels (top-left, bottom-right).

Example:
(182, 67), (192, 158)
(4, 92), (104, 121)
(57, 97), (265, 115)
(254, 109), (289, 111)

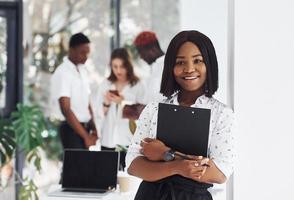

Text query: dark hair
(107, 48), (139, 86)
(160, 30), (218, 98)
(69, 32), (90, 48)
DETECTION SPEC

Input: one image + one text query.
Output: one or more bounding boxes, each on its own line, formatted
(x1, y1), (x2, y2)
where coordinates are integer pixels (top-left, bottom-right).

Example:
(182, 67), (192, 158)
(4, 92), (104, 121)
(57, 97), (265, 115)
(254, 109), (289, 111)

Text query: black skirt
(134, 175), (213, 200)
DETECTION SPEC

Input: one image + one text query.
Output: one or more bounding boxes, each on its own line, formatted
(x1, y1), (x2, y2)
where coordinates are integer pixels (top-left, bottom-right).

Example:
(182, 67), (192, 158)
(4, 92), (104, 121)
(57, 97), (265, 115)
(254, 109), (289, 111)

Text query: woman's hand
(172, 157), (210, 181)
(110, 93), (124, 104)
(104, 91), (112, 105)
(140, 138), (170, 161)
(105, 91), (124, 104)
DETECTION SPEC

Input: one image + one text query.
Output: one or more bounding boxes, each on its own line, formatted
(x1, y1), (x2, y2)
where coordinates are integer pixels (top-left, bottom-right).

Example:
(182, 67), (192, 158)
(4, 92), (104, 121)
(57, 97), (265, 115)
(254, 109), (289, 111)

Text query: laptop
(157, 103), (211, 156)
(48, 149), (119, 198)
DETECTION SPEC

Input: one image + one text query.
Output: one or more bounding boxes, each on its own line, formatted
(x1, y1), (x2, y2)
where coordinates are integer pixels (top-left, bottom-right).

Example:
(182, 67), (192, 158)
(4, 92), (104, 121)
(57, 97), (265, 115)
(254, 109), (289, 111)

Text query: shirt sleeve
(125, 102), (157, 171)
(55, 71), (72, 99)
(209, 106), (236, 179)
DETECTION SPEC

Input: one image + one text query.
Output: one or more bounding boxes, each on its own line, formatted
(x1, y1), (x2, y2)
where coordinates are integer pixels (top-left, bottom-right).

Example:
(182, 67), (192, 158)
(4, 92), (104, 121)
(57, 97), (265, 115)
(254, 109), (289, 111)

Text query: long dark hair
(160, 30), (219, 98)
(107, 48), (139, 86)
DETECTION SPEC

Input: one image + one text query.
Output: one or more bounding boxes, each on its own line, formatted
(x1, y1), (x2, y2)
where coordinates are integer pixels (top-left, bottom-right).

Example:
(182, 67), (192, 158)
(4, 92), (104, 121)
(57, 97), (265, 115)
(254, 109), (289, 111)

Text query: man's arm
(59, 97), (95, 147)
(88, 104), (98, 137)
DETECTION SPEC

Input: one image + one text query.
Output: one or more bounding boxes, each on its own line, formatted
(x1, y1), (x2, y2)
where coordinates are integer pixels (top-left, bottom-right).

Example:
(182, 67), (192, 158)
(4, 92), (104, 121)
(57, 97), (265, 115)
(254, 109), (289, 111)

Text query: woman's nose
(116, 67), (122, 73)
(183, 62), (195, 73)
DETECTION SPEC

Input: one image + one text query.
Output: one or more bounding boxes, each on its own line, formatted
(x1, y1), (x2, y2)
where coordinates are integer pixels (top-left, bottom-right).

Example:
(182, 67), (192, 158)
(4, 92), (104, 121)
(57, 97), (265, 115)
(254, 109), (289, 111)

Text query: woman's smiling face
(173, 41), (207, 93)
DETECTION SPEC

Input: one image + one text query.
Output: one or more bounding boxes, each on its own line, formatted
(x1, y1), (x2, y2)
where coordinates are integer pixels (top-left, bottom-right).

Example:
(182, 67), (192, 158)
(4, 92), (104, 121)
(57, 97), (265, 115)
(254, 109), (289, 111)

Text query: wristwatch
(163, 149), (176, 161)
(163, 149), (191, 161)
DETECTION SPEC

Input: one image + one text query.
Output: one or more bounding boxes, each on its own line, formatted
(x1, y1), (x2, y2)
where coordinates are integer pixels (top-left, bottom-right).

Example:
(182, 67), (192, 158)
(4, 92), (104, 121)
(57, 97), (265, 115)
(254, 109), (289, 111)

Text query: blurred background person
(121, 31), (166, 120)
(50, 33), (98, 150)
(95, 48), (145, 170)
(134, 31), (165, 104)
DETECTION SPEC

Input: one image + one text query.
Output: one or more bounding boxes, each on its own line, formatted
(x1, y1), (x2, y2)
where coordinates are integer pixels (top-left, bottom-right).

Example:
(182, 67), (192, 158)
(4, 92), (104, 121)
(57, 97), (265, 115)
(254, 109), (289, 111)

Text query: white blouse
(125, 93), (236, 179)
(95, 79), (145, 148)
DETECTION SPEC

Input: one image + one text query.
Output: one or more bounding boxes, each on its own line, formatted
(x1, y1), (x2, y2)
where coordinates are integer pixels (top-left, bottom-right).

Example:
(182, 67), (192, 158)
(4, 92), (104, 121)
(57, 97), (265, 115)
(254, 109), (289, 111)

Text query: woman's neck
(115, 79), (129, 91)
(178, 89), (204, 107)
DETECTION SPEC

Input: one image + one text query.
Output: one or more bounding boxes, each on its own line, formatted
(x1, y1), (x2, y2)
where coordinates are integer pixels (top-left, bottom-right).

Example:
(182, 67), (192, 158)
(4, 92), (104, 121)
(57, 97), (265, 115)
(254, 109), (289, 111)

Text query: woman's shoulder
(145, 101), (160, 110)
(130, 79), (144, 88)
(140, 101), (160, 115)
(143, 97), (173, 111)
(209, 97), (234, 115)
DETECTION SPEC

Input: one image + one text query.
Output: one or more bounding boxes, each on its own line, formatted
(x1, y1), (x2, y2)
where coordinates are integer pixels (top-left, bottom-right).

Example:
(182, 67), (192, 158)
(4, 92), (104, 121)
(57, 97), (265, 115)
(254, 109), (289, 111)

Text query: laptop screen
(62, 150), (119, 191)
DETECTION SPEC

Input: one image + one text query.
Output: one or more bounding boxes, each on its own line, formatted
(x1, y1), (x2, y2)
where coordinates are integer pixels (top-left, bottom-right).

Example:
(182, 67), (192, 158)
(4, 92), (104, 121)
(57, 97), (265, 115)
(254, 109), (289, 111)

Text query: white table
(42, 185), (137, 200)
(43, 183), (226, 200)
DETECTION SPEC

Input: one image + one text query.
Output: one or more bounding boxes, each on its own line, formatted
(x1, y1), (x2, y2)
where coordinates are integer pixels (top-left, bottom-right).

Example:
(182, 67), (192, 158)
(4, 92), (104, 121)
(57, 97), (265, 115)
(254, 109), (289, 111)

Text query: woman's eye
(194, 59), (203, 64)
(176, 61), (185, 65)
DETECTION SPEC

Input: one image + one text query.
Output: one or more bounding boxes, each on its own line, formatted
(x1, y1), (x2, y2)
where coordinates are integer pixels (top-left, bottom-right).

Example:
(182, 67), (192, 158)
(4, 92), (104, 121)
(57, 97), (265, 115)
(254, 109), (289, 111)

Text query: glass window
(120, 0), (180, 78)
(25, 0), (112, 112)
(120, 0), (180, 50)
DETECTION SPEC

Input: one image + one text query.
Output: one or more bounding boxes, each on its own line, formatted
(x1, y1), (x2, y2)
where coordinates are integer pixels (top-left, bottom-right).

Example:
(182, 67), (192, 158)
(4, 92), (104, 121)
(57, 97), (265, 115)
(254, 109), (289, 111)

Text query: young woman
(126, 30), (235, 200)
(96, 48), (145, 170)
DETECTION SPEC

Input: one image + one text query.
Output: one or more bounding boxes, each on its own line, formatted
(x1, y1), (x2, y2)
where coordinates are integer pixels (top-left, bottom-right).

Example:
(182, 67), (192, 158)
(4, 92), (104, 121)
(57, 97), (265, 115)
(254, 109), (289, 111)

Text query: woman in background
(126, 30), (235, 200)
(96, 48), (145, 170)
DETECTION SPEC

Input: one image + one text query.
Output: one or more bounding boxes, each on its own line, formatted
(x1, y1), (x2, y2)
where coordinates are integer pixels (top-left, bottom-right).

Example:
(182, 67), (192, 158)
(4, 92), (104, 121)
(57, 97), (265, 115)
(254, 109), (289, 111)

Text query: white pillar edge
(226, 0), (235, 199)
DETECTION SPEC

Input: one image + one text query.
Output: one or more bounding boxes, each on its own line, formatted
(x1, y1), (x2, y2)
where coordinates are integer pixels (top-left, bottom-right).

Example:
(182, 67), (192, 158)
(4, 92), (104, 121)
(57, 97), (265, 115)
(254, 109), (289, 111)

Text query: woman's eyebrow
(176, 54), (202, 59)
(192, 54), (202, 58)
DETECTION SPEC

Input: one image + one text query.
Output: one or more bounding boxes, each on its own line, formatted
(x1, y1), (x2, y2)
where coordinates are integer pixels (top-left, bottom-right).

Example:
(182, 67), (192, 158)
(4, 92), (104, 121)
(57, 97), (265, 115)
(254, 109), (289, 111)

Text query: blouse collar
(166, 92), (210, 107)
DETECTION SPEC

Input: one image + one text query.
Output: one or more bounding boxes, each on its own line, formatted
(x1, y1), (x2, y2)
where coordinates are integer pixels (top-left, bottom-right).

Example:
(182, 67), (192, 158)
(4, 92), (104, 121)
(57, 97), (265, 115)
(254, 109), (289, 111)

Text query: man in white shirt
(133, 31), (165, 104)
(50, 33), (97, 150)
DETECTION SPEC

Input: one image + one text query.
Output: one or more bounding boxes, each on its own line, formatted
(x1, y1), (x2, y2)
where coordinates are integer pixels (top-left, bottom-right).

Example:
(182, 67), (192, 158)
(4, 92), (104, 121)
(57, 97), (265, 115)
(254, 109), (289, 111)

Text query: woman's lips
(182, 75), (200, 80)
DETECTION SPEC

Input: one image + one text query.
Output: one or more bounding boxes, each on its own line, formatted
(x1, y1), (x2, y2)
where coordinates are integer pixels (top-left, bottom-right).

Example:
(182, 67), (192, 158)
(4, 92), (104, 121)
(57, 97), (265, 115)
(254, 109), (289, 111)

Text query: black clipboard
(157, 103), (211, 157)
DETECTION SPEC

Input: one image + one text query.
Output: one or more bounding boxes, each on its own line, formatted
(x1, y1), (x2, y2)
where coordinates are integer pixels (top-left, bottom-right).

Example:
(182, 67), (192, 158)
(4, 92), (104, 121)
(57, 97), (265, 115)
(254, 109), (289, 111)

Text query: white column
(234, 0), (294, 199)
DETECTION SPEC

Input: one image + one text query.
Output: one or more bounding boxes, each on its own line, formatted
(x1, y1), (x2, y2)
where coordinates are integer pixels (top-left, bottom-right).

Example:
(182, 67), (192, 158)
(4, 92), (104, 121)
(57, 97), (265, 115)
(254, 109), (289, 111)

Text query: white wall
(234, 0), (294, 199)
(180, 0), (229, 104)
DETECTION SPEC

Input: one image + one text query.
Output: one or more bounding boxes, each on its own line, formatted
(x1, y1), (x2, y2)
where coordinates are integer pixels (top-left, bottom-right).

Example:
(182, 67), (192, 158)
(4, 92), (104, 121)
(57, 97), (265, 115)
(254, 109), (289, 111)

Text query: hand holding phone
(109, 89), (119, 96)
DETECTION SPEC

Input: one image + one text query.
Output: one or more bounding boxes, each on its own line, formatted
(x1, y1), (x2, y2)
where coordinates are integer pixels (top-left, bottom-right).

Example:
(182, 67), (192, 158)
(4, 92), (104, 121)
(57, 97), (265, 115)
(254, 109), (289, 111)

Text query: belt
(61, 121), (91, 130)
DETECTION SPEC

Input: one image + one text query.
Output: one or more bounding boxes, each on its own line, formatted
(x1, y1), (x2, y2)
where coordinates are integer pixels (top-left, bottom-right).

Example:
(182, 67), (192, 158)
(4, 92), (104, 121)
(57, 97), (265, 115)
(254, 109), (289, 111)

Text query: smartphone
(109, 89), (119, 96)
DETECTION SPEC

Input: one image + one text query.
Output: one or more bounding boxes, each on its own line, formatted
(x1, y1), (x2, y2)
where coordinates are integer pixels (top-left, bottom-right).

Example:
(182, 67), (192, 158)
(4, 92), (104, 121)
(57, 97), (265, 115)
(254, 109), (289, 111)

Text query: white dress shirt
(126, 93), (235, 180)
(95, 79), (145, 148)
(141, 56), (165, 104)
(50, 57), (91, 122)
